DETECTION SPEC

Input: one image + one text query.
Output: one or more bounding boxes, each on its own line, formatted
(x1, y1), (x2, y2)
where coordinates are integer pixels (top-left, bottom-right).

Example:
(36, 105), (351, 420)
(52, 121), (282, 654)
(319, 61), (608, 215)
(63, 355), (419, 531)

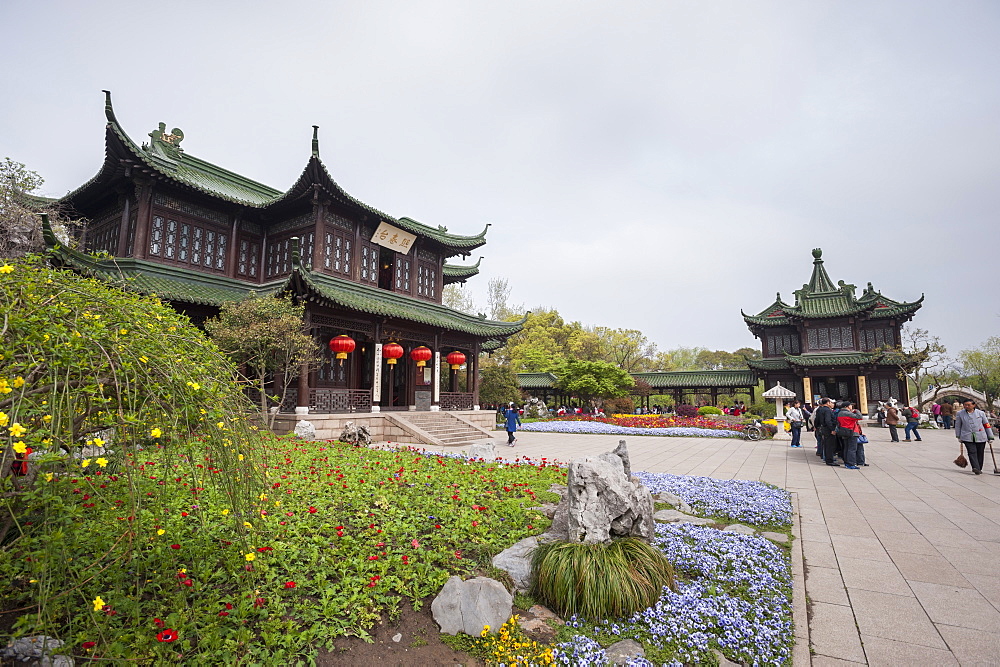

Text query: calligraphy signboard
(370, 221), (416, 255)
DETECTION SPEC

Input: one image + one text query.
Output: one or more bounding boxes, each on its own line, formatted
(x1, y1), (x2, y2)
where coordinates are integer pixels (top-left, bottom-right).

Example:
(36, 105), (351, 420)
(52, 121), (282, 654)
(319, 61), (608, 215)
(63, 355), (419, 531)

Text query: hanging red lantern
(382, 342), (404, 365)
(410, 346), (432, 367)
(328, 335), (356, 363)
(446, 351), (466, 370)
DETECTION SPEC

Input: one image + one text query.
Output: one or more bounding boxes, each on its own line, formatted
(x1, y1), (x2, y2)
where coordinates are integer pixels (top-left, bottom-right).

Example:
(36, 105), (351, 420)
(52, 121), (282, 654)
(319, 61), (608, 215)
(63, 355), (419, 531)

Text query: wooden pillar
(115, 189), (131, 257)
(296, 359), (310, 412)
(312, 190), (324, 270)
(132, 178), (154, 259)
(471, 342), (481, 409)
(226, 210), (241, 278)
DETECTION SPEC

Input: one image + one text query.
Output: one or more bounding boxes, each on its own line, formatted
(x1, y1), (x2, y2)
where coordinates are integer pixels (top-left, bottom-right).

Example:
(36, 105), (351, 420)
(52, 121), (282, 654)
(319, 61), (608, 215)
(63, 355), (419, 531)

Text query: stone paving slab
(435, 422), (1000, 665)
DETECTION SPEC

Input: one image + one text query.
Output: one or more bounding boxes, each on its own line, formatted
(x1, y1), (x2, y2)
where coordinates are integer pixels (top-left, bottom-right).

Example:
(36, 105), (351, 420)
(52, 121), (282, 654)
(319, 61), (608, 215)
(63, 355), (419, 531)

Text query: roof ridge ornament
(148, 122), (185, 159)
(311, 125), (320, 158)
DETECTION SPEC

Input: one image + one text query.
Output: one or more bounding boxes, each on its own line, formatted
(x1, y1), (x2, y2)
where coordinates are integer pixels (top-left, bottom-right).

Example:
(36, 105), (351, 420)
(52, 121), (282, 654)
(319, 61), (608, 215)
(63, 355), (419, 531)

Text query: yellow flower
(243, 521), (253, 529)
(42, 415), (52, 423)
(92, 596), (105, 611)
(13, 441), (27, 454)
(187, 381), (201, 391)
(244, 553), (255, 562)
(9, 422), (27, 437)
(217, 421), (224, 428)
(157, 529), (165, 536)
(119, 328), (128, 335)
(150, 427), (162, 438)
(81, 458), (91, 468)
(221, 509), (230, 516)
(139, 356), (148, 363)
(237, 454), (244, 461)
(0, 263), (13, 274)
(0, 412), (7, 427)
(12, 377), (24, 388)
(44, 473), (53, 482)
(92, 437), (105, 447)
(96, 458), (108, 468)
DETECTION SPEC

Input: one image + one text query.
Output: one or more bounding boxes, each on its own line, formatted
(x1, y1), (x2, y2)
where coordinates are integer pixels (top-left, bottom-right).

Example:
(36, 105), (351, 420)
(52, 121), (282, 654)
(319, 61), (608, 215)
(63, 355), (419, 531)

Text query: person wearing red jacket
(837, 402), (866, 469)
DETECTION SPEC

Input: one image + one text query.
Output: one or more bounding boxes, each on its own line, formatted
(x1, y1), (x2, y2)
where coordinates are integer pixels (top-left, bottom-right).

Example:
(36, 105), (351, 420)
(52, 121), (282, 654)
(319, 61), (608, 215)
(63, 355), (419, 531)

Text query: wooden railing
(281, 389), (372, 413)
(440, 392), (474, 411)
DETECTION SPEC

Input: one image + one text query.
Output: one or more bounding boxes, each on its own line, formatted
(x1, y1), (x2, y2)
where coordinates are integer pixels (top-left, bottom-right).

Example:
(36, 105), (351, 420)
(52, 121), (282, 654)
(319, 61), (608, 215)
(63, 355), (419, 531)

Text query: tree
(594, 327), (657, 372)
(486, 277), (523, 321)
(694, 347), (762, 370)
(442, 283), (477, 314)
(478, 359), (522, 408)
(205, 294), (321, 427)
(662, 346), (708, 371)
(554, 360), (635, 408)
(886, 326), (956, 407)
(0, 158), (79, 258)
(959, 337), (1000, 411)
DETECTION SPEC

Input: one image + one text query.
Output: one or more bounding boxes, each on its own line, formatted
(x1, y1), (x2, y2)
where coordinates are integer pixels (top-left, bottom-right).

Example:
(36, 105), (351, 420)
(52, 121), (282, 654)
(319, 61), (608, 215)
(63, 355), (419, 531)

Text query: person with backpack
(903, 405), (922, 442)
(885, 403), (901, 442)
(837, 401), (866, 469)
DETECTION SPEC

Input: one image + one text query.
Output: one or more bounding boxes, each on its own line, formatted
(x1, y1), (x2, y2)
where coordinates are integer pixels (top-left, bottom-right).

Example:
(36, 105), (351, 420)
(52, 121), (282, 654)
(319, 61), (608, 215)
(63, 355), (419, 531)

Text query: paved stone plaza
(449, 425), (1000, 666)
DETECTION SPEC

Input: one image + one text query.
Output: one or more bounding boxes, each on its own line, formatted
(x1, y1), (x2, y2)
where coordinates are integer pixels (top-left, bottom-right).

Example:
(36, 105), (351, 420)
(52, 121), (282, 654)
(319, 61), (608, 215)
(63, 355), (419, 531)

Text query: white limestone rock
(606, 639), (645, 665)
(723, 523), (757, 535)
(467, 442), (497, 461)
(293, 420), (317, 440)
(491, 536), (539, 592)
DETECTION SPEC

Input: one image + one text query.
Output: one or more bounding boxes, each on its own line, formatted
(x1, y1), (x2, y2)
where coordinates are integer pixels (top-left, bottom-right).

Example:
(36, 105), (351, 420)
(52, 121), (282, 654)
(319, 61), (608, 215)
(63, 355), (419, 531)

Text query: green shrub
(531, 538), (675, 620)
(697, 406), (723, 416)
(749, 401), (774, 417)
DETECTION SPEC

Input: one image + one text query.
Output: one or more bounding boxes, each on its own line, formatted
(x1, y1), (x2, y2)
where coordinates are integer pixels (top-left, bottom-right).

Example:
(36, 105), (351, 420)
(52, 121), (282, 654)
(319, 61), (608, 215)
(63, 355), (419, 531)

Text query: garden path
(440, 426), (1000, 666)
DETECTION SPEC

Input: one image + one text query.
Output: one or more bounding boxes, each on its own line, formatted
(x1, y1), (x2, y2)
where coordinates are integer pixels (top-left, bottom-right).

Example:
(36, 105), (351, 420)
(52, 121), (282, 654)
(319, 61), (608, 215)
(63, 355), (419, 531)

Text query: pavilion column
(371, 323), (383, 413)
(115, 188), (131, 257)
(857, 375), (868, 412)
(803, 377), (813, 403)
(471, 342), (481, 410)
(296, 360), (310, 414)
(132, 178), (154, 260)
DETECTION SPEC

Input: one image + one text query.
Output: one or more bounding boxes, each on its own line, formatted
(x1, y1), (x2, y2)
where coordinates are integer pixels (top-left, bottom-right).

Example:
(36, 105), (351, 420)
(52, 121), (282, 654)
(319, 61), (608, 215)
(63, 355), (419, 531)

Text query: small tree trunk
(259, 375), (269, 428)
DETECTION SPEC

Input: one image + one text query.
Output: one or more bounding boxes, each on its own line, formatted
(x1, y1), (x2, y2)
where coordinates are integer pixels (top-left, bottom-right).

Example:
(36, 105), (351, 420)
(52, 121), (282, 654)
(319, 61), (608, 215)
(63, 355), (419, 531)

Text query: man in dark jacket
(813, 398), (839, 466)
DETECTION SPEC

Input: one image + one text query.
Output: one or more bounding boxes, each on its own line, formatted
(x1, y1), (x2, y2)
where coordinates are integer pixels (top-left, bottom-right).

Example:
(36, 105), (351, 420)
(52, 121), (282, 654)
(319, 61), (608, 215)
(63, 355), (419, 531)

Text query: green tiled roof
(517, 372), (559, 389)
(744, 248), (922, 327)
(631, 370), (758, 389)
(442, 258), (481, 284)
(747, 351), (914, 371)
(64, 92), (489, 255)
(42, 217), (523, 341)
(746, 358), (791, 371)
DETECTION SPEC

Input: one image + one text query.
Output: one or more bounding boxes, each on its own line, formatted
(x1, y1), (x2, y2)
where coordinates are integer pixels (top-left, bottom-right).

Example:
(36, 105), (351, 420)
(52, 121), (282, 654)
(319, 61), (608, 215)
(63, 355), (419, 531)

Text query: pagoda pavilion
(45, 91), (522, 416)
(742, 248), (922, 411)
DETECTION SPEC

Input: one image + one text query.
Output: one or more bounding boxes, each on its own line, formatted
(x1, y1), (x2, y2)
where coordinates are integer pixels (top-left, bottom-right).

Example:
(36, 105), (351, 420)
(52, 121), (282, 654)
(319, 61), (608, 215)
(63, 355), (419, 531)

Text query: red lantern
(446, 351), (466, 370)
(382, 342), (404, 365)
(410, 346), (432, 367)
(329, 335), (356, 363)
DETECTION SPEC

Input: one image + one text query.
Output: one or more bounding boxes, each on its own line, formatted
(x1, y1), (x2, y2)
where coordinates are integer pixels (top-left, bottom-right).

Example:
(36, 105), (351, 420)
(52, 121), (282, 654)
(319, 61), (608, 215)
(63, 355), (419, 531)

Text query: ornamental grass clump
(531, 538), (675, 620)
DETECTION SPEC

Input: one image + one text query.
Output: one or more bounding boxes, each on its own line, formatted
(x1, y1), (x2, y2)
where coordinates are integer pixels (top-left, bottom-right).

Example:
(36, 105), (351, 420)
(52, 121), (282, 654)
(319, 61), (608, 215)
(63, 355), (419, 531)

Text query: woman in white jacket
(786, 400), (805, 448)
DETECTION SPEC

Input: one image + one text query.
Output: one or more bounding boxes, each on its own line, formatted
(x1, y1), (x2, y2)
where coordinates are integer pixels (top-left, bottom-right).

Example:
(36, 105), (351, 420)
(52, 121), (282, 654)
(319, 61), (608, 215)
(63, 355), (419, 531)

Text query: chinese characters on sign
(371, 221), (416, 255)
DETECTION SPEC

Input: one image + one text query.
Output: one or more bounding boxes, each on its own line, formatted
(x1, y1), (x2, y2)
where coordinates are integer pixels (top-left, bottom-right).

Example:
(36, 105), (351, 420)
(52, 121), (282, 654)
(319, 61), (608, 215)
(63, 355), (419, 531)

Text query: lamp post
(762, 382), (797, 441)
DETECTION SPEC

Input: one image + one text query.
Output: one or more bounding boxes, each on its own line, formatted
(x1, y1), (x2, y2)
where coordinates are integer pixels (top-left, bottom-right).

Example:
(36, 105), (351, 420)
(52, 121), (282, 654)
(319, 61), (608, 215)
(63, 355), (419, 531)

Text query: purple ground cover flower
(520, 420), (742, 439)
(634, 471), (792, 527)
(554, 523), (793, 666)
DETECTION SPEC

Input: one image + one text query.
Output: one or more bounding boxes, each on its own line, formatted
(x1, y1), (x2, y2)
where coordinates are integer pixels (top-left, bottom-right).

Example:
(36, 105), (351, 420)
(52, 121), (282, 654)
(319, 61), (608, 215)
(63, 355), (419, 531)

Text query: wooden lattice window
(323, 230), (352, 276)
(417, 263), (437, 299)
(149, 215), (227, 271)
(359, 244), (379, 285)
(394, 256), (411, 293)
(238, 239), (261, 278)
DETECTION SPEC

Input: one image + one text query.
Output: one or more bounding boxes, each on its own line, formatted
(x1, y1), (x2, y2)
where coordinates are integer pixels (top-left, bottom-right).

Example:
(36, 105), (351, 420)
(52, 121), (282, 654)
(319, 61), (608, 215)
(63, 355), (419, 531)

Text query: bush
(749, 402), (774, 417)
(602, 396), (635, 415)
(697, 406), (723, 416)
(675, 404), (699, 417)
(531, 538), (675, 620)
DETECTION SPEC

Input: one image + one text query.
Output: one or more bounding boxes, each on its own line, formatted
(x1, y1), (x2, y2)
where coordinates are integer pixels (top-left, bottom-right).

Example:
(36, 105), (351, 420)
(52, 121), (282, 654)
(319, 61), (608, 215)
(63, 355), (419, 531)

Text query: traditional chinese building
(46, 91), (522, 423)
(742, 248), (922, 411)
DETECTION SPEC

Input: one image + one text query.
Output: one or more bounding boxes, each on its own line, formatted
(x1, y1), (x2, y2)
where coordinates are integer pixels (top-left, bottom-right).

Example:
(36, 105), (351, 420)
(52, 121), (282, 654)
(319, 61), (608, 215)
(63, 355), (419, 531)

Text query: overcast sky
(2, 1), (997, 357)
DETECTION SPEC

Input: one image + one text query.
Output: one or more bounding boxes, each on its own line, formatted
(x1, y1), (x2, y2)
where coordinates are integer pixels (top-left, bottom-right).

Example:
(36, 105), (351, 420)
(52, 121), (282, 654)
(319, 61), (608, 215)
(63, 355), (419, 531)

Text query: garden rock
(761, 531), (790, 543)
(653, 509), (713, 526)
(605, 639), (645, 665)
(492, 536), (539, 592)
(712, 648), (742, 666)
(1, 636), (68, 664)
(431, 576), (513, 636)
(723, 523), (757, 535)
(547, 441), (655, 544)
(467, 442), (497, 461)
(293, 420), (317, 440)
(518, 605), (562, 643)
(547, 483), (567, 498)
(339, 422), (371, 445)
(391, 632), (402, 643)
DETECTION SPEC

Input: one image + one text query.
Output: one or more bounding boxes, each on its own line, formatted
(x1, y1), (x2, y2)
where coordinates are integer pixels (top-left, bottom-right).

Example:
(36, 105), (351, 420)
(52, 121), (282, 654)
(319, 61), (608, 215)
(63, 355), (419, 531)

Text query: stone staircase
(389, 411), (496, 449)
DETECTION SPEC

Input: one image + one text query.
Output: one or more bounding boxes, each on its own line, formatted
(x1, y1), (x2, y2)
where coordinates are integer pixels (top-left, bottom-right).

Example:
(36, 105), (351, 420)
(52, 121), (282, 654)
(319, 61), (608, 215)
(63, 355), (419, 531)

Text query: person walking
(939, 400), (954, 429)
(885, 403), (901, 442)
(504, 402), (521, 447)
(837, 402), (866, 469)
(814, 398), (840, 466)
(955, 399), (995, 475)
(903, 405), (922, 442)
(786, 401), (805, 448)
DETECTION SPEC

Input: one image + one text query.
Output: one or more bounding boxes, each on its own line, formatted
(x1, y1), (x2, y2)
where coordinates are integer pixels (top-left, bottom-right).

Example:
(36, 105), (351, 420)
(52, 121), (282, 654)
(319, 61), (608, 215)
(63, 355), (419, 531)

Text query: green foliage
(749, 401), (774, 417)
(530, 538), (675, 620)
(0, 434), (566, 663)
(478, 360), (521, 408)
(204, 294), (320, 427)
(959, 336), (1000, 409)
(601, 396), (635, 415)
(697, 406), (723, 416)
(554, 360), (634, 406)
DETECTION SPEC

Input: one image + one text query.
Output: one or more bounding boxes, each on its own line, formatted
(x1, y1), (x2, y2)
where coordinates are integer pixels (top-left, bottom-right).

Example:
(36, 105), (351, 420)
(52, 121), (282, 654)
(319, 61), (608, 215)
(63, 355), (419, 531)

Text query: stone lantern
(762, 382), (797, 441)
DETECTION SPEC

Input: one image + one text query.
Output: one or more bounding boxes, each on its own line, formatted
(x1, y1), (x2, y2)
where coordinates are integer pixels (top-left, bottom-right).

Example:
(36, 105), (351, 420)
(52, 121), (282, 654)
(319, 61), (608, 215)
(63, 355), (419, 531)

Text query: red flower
(224, 602), (233, 609)
(218, 611), (229, 617)
(170, 544), (180, 550)
(368, 555), (379, 561)
(308, 506), (317, 514)
(257, 546), (273, 552)
(284, 581), (296, 588)
(82, 641), (96, 649)
(253, 597), (266, 608)
(402, 555), (409, 564)
(156, 629), (178, 643)
(154, 617), (164, 627)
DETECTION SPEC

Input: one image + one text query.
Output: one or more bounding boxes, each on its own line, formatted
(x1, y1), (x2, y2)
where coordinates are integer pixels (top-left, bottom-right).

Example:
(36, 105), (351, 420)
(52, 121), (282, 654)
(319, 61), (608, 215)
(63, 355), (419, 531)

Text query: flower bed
(633, 471), (792, 527)
(521, 421), (742, 439)
(554, 523), (793, 665)
(562, 414), (743, 431)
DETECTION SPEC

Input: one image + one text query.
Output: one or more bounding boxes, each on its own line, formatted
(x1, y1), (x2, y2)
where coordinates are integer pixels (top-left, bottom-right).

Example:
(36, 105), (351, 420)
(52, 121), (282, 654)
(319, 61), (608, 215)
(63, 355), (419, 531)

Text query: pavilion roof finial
(806, 247), (837, 293)
(101, 89), (117, 124)
(311, 125), (320, 158)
